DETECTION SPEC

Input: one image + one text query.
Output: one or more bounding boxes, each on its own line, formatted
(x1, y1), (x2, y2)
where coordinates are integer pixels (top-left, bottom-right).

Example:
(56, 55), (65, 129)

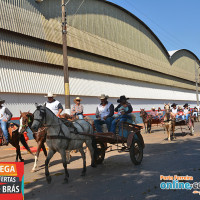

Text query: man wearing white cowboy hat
(0, 98), (13, 145)
(44, 92), (63, 117)
(94, 94), (114, 132)
(71, 97), (84, 119)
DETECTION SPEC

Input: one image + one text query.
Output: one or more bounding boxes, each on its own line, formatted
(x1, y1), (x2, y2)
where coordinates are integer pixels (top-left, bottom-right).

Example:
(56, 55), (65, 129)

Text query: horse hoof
(20, 159), (24, 162)
(91, 163), (97, 168)
(81, 172), (86, 177)
(62, 178), (68, 184)
(46, 176), (52, 184)
(15, 160), (18, 162)
(31, 169), (35, 173)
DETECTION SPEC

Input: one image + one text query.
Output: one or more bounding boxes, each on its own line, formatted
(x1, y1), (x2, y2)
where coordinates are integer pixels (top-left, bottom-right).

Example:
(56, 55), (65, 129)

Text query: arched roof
(103, 0), (170, 58)
(169, 49), (200, 63)
(104, 0), (200, 65)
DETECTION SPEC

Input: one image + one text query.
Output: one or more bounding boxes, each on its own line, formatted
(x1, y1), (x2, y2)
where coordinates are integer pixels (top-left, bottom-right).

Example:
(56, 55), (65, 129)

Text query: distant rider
(0, 98), (13, 145)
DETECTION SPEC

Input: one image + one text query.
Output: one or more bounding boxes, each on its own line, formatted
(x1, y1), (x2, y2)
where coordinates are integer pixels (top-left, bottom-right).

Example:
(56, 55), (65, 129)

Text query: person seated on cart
(193, 107), (198, 118)
(176, 106), (184, 121)
(94, 94), (114, 133)
(171, 103), (178, 119)
(71, 97), (84, 119)
(157, 107), (163, 119)
(183, 103), (190, 122)
(150, 107), (158, 119)
(110, 95), (132, 134)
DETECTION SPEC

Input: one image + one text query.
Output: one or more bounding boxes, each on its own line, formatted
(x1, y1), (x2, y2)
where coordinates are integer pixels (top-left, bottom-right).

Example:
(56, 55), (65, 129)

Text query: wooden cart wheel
(95, 142), (106, 164)
(130, 139), (143, 165)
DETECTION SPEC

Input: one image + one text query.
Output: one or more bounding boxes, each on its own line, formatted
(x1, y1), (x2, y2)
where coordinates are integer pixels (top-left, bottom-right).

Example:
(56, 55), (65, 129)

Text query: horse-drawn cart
(93, 122), (144, 165)
(173, 116), (194, 136)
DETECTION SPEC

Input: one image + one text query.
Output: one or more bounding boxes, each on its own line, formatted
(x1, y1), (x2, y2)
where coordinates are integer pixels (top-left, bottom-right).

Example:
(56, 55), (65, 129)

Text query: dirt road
(1, 122), (200, 200)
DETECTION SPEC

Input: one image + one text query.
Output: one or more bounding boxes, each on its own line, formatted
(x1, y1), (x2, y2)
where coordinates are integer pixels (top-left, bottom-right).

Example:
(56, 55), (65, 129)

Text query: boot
(2, 140), (8, 146)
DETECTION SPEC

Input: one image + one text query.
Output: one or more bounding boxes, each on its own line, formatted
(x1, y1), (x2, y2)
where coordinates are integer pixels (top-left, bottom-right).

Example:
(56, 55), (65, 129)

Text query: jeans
(193, 112), (198, 117)
(94, 117), (114, 132)
(0, 120), (8, 142)
(183, 114), (190, 120)
(110, 115), (131, 133)
(77, 114), (84, 119)
(176, 115), (184, 120)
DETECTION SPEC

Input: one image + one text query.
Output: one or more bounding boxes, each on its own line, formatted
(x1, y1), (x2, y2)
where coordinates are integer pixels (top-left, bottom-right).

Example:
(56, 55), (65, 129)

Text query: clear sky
(108, 0), (200, 59)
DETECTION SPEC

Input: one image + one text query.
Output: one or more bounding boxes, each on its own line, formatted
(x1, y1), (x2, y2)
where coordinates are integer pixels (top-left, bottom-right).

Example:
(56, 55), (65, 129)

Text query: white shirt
(97, 102), (112, 120)
(172, 108), (177, 114)
(0, 106), (7, 120)
(184, 109), (189, 114)
(45, 100), (61, 116)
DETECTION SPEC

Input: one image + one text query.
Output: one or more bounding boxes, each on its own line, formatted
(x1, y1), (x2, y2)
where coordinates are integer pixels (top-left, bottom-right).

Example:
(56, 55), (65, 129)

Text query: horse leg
(79, 147), (86, 176)
(31, 140), (43, 172)
(41, 142), (47, 157)
(59, 149), (69, 184)
(144, 122), (147, 133)
(66, 150), (71, 164)
(18, 146), (24, 162)
(45, 149), (56, 184)
(167, 125), (170, 141)
(86, 139), (97, 168)
(15, 145), (20, 162)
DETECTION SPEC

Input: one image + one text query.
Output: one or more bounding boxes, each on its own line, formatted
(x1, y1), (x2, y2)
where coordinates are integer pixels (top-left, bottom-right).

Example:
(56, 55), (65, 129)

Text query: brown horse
(140, 109), (149, 133)
(163, 104), (174, 141)
(19, 111), (47, 172)
(0, 123), (33, 162)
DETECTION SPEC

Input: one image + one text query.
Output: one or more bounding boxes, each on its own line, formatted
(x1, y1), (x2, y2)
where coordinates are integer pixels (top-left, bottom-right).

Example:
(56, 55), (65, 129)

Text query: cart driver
(171, 103), (178, 119)
(183, 103), (190, 122)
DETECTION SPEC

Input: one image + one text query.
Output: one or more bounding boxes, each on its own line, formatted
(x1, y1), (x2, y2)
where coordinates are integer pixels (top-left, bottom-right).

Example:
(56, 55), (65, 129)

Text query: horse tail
(19, 134), (33, 155)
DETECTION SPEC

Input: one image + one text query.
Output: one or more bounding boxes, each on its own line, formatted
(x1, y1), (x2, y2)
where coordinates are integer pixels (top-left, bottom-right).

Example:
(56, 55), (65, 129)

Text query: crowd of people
(0, 93), (133, 145)
(149, 103), (199, 121)
(0, 92), (199, 146)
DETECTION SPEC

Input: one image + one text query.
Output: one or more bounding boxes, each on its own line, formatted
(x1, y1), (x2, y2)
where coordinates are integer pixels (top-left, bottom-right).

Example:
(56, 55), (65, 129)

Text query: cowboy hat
(117, 95), (129, 103)
(73, 97), (82, 103)
(0, 98), (5, 104)
(171, 103), (177, 107)
(44, 92), (56, 98)
(183, 103), (189, 108)
(178, 106), (183, 110)
(151, 107), (156, 110)
(99, 94), (109, 99)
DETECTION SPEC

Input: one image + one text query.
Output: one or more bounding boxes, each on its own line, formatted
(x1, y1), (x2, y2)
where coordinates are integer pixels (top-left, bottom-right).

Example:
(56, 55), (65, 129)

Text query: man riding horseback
(0, 98), (13, 145)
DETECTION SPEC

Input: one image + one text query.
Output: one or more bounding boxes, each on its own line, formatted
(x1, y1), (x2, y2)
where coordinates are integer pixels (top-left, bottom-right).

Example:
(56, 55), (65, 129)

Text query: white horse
(31, 106), (97, 184)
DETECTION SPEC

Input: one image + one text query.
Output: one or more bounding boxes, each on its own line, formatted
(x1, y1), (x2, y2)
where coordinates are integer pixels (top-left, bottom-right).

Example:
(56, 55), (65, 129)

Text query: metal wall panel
(0, 58), (197, 100)
(0, 0), (199, 91)
(1, 91), (199, 118)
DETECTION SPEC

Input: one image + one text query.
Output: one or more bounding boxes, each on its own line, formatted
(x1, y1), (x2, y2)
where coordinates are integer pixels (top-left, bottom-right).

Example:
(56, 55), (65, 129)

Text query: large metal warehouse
(0, 0), (200, 121)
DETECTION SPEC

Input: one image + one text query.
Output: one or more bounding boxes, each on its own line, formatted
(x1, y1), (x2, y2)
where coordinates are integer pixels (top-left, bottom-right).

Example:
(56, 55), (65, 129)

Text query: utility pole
(195, 61), (199, 110)
(62, 0), (70, 114)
